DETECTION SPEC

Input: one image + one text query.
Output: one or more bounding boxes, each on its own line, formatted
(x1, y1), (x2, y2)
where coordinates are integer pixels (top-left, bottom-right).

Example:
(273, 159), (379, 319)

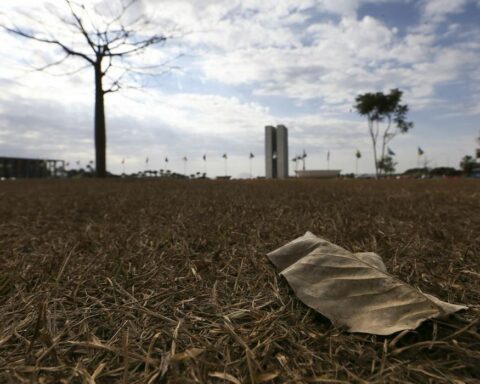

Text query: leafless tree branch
(28, 54), (71, 72)
(3, 26), (95, 64)
(64, 0), (98, 53)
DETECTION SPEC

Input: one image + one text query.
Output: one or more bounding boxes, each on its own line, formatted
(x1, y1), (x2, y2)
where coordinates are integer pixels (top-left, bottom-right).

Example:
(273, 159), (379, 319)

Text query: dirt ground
(0, 178), (479, 383)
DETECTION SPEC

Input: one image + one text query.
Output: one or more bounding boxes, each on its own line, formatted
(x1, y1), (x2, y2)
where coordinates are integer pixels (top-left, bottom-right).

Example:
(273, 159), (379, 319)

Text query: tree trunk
(372, 138), (379, 179)
(368, 119), (379, 179)
(379, 116), (392, 178)
(94, 64), (107, 178)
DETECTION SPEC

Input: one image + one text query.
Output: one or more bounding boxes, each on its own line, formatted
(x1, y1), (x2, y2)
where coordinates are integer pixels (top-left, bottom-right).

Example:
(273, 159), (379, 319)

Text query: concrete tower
(276, 125), (288, 178)
(265, 125), (276, 178)
(265, 125), (288, 179)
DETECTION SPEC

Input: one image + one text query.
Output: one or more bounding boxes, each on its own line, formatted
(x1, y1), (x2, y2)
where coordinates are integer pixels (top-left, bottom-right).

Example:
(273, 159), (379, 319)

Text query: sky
(0, 0), (479, 178)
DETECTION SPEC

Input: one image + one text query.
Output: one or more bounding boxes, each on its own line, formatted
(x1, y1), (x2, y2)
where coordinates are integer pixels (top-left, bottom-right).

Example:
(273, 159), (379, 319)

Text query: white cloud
(421, 0), (469, 23)
(317, 0), (360, 17)
(195, 11), (479, 111)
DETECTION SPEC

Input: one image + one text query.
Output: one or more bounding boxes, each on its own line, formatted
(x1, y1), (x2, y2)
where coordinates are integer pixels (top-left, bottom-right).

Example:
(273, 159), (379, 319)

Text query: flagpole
(355, 157), (358, 176)
(249, 158), (252, 178)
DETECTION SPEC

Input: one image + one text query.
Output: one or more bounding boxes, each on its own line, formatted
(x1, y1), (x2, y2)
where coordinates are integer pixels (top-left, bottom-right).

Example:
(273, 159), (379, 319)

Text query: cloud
(197, 16), (394, 98)
(194, 12), (479, 111)
(421, 0), (469, 23)
(316, 0), (363, 17)
(6, 0), (476, 111)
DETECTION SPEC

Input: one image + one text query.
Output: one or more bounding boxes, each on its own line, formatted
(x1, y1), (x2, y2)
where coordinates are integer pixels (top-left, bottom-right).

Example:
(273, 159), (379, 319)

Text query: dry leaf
(267, 232), (467, 335)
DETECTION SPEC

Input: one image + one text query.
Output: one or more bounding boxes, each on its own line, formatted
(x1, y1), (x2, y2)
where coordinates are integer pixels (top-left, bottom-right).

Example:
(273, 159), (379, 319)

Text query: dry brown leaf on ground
(267, 232), (467, 335)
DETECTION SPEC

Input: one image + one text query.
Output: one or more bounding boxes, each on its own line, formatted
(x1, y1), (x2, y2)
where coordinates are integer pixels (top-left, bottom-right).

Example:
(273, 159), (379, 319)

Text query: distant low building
(0, 156), (65, 178)
(295, 170), (341, 179)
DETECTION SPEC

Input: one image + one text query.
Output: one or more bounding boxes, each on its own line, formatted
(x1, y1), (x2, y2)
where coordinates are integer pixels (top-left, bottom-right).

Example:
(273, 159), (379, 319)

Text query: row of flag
(77, 147), (426, 170)
(120, 153), (256, 165)
(291, 146), (425, 162)
(353, 147), (425, 158)
(290, 146), (426, 173)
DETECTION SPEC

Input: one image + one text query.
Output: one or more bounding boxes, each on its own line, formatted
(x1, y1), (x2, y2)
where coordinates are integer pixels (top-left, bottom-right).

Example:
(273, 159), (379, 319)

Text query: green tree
(354, 89), (413, 178)
(460, 155), (476, 175)
(377, 155), (397, 175)
(2, 0), (173, 177)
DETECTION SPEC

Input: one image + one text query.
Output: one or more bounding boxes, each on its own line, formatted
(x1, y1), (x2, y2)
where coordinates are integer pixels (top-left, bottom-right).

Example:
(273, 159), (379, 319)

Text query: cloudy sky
(0, 0), (479, 177)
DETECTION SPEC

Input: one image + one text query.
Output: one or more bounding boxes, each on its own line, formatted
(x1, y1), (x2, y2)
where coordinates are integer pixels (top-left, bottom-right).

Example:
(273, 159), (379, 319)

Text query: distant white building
(265, 125), (288, 179)
(295, 170), (341, 179)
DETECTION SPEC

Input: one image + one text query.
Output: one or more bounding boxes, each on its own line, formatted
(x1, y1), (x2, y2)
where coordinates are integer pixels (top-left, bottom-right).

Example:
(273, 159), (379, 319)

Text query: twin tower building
(265, 125), (288, 179)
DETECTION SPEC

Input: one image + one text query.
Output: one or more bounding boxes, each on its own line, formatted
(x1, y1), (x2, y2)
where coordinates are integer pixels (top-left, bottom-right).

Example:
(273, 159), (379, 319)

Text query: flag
(249, 152), (255, 159)
(121, 158), (125, 164)
(165, 157), (169, 163)
(203, 154), (206, 161)
(302, 149), (307, 159)
(292, 157), (297, 162)
(183, 156), (188, 161)
(387, 147), (396, 156)
(356, 149), (361, 159)
(145, 157), (149, 164)
(222, 153), (227, 159)
(418, 147), (424, 156)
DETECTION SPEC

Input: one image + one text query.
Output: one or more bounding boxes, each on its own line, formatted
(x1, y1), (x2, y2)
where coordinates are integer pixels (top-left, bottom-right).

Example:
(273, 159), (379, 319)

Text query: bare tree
(2, 0), (175, 177)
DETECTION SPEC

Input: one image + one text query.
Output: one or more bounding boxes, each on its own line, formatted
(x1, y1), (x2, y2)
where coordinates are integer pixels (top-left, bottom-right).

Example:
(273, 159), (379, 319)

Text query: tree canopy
(460, 155), (476, 175)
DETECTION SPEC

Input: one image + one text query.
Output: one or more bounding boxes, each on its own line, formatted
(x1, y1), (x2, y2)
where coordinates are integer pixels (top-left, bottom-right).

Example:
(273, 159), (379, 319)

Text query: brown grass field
(0, 178), (479, 383)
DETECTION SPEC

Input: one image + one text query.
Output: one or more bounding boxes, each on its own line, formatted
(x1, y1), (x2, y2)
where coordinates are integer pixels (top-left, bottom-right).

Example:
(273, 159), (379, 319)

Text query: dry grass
(0, 178), (479, 383)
